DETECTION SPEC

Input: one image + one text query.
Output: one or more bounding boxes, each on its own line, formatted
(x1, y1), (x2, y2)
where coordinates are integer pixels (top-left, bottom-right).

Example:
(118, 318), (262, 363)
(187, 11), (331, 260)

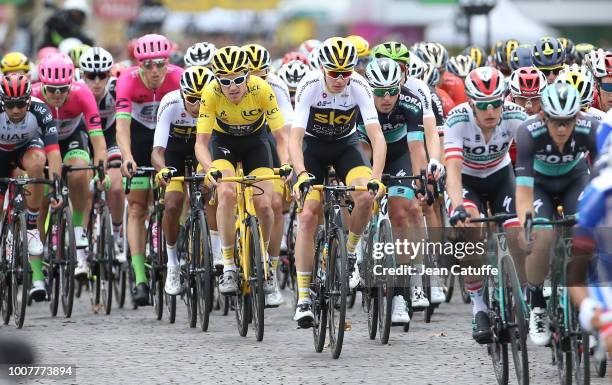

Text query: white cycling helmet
(585, 48), (612, 79)
(541, 82), (581, 118)
(79, 47), (113, 73)
(184, 42), (216, 67)
(422, 63), (440, 87)
(464, 67), (506, 100)
(556, 64), (595, 108)
(407, 54), (425, 80)
(298, 39), (322, 56)
(58, 37), (83, 56)
(365, 58), (402, 88)
(446, 55), (476, 78)
(278, 60), (310, 89)
(308, 47), (320, 70)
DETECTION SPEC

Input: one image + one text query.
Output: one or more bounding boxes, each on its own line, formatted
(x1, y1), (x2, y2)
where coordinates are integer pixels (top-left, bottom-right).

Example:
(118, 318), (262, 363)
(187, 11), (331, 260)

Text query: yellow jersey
(196, 75), (284, 136)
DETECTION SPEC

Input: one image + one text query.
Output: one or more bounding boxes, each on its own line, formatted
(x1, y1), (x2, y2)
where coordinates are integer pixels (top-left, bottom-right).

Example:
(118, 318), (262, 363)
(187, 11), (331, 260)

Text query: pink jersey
(115, 64), (183, 130)
(32, 82), (102, 141)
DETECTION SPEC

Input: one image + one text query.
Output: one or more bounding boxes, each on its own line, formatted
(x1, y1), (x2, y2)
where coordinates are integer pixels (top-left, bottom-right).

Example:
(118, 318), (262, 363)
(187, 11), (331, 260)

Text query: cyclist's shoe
(472, 311), (494, 344)
(133, 283), (150, 306)
(264, 265), (276, 295)
(430, 286), (446, 304)
(265, 279), (285, 308)
(529, 307), (551, 346)
(411, 286), (430, 308)
(348, 252), (360, 290)
(543, 286), (552, 299)
(294, 301), (314, 328)
(391, 295), (411, 323)
(28, 280), (46, 302)
(74, 226), (88, 249)
(219, 271), (238, 295)
(115, 236), (127, 263)
(74, 253), (89, 280)
(26, 229), (44, 256)
(164, 266), (182, 295)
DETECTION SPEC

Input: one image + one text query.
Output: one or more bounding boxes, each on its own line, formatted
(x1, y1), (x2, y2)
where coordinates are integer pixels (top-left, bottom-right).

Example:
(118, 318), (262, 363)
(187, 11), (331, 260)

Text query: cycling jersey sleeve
(514, 124), (535, 187)
(292, 78), (314, 130)
(196, 84), (218, 135)
(268, 76), (293, 126)
(79, 87), (103, 138)
(407, 78), (434, 118)
(35, 103), (59, 152)
(115, 72), (133, 121)
(260, 81), (285, 132)
(352, 76), (379, 126)
(442, 113), (464, 162)
(153, 93), (174, 149)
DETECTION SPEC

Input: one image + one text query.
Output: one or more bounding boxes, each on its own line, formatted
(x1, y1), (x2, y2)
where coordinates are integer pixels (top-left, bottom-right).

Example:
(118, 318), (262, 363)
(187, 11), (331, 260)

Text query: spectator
(39, 0), (93, 49)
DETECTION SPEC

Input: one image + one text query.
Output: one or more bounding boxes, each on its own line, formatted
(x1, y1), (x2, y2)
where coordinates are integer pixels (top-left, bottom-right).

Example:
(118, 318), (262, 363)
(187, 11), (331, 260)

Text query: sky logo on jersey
(313, 109), (356, 125)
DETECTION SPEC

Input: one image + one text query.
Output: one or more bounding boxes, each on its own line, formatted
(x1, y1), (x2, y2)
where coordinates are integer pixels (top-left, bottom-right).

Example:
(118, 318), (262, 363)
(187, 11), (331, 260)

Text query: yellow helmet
(318, 37), (357, 71)
(1, 52), (31, 74)
(242, 44), (271, 72)
(211, 46), (249, 76)
(68, 44), (91, 68)
(463, 46), (486, 67)
(180, 66), (215, 97)
(346, 35), (370, 58)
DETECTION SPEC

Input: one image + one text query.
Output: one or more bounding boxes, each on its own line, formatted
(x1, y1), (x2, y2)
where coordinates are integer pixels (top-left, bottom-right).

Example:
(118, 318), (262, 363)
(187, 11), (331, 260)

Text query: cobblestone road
(1, 282), (609, 385)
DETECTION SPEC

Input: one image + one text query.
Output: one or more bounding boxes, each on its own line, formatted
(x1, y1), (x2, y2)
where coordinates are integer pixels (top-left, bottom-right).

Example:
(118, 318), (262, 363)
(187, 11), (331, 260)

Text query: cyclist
(509, 45), (534, 71)
(494, 39), (520, 77)
(153, 66), (214, 295)
(242, 43), (293, 306)
(32, 53), (107, 280)
(462, 46), (487, 68)
(359, 58), (431, 321)
(346, 35), (370, 77)
(575, 43), (595, 65)
(446, 55), (476, 81)
(508, 67), (548, 116)
(515, 83), (598, 345)
(444, 67), (528, 343)
(1, 52), (32, 77)
(585, 49), (612, 113)
(0, 74), (62, 301)
(184, 42), (216, 68)
(79, 47), (126, 258)
(289, 37), (386, 326)
(277, 60), (310, 106)
(557, 37), (577, 65)
(194, 46), (288, 296)
(116, 34), (183, 305)
(556, 64), (605, 121)
(532, 36), (566, 83)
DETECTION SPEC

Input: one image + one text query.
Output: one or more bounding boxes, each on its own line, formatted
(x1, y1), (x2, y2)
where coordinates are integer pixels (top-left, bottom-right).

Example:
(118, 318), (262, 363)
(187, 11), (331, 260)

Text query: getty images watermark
(371, 239), (498, 276)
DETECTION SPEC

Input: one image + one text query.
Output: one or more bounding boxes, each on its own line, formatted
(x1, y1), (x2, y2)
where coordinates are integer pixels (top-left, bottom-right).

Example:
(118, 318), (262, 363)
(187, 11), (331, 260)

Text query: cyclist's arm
(272, 127), (289, 165)
(514, 124), (535, 225)
(80, 87), (107, 165)
(151, 94), (174, 171)
(115, 74), (134, 166)
(443, 118), (464, 209)
(407, 121), (427, 178)
(290, 79), (313, 175)
(355, 78), (384, 179)
(262, 83), (288, 165)
(289, 127), (306, 175)
(195, 133), (213, 172)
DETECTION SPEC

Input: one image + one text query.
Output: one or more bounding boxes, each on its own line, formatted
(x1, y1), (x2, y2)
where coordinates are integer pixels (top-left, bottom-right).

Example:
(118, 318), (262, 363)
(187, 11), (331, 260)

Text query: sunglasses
(514, 96), (541, 104)
(600, 82), (612, 93)
(217, 74), (248, 87)
(373, 86), (401, 97)
(325, 70), (352, 79)
(183, 95), (201, 105)
(2, 98), (28, 109)
(83, 72), (110, 81)
(473, 99), (504, 110)
(540, 66), (563, 76)
(141, 59), (167, 70)
(545, 115), (576, 127)
(44, 84), (70, 94)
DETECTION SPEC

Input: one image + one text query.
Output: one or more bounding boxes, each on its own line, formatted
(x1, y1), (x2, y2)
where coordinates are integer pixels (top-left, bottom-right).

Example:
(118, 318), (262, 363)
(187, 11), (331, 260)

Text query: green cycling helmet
(370, 41), (410, 64)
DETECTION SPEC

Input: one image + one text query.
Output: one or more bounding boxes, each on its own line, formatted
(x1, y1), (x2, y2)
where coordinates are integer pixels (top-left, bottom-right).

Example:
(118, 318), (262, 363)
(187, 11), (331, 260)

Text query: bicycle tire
(12, 213), (29, 328)
(0, 216), (11, 324)
(570, 305), (589, 385)
(114, 268), (126, 309)
(444, 274), (455, 303)
(87, 210), (101, 313)
(501, 256), (529, 385)
(146, 215), (163, 320)
(328, 228), (347, 359)
(101, 207), (114, 315)
(234, 229), (251, 337)
(422, 253), (433, 324)
(59, 207), (76, 318)
(377, 218), (394, 345)
(45, 216), (59, 317)
(186, 216), (197, 328)
(595, 351), (607, 377)
(363, 220), (377, 340)
(195, 210), (213, 332)
(312, 227), (327, 353)
(247, 216), (265, 342)
(484, 279), (509, 385)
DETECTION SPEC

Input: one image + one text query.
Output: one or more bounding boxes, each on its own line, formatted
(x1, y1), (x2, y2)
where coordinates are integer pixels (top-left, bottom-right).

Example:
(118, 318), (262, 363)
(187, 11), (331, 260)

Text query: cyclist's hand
(155, 167), (173, 186)
(449, 204), (470, 227)
(122, 158), (136, 177)
(367, 178), (386, 199)
(279, 163), (293, 182)
(292, 172), (312, 200)
(428, 158), (445, 181)
(206, 167), (222, 186)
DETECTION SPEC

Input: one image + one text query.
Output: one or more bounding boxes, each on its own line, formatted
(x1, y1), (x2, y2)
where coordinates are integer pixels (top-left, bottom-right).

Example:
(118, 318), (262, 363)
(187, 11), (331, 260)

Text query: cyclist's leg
(266, 132), (284, 278)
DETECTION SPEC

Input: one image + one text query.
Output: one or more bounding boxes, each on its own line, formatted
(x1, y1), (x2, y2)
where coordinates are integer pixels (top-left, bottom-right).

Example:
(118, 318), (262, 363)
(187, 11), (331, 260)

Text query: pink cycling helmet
(37, 46), (60, 62)
(38, 53), (74, 85)
(133, 34), (171, 61)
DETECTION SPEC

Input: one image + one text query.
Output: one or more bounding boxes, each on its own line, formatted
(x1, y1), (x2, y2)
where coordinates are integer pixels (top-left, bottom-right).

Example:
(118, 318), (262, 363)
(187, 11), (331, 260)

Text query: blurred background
(0, 0), (610, 60)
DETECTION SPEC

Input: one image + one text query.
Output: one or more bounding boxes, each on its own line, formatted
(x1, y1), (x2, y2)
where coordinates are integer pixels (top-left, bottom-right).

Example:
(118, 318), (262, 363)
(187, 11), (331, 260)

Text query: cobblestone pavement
(1, 282), (609, 385)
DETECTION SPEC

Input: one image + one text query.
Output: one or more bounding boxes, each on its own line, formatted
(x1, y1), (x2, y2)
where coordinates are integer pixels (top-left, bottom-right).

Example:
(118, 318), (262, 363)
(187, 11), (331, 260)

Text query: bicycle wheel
(0, 216), (12, 324)
(184, 260), (196, 328)
(570, 305), (589, 385)
(100, 207), (114, 315)
(195, 211), (213, 332)
(328, 228), (348, 359)
(485, 281), (509, 385)
(363, 220), (377, 340)
(11, 214), (29, 328)
(552, 292), (572, 385)
(247, 216), (265, 342)
(87, 209), (101, 313)
(311, 226), (327, 353)
(234, 229), (251, 337)
(501, 256), (529, 385)
(377, 219), (394, 345)
(45, 215), (59, 317)
(59, 207), (76, 318)
(114, 267), (126, 309)
(146, 217), (163, 320)
(423, 253), (434, 324)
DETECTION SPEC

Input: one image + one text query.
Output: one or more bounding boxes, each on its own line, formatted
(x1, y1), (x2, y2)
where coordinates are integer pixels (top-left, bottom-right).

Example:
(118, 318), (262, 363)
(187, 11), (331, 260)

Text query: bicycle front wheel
(377, 218), (394, 345)
(194, 211), (213, 332)
(0, 216), (12, 324)
(247, 216), (265, 342)
(59, 207), (76, 318)
(11, 213), (29, 328)
(328, 228), (347, 359)
(100, 207), (114, 315)
(312, 226), (327, 352)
